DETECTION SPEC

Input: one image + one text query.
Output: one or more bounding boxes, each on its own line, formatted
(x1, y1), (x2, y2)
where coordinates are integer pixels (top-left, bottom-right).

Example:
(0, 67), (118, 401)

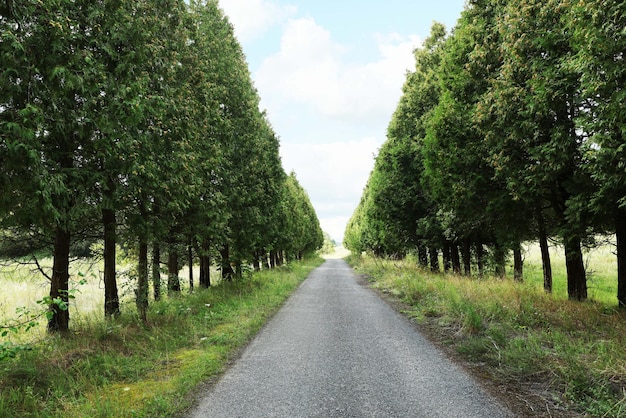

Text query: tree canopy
(0, 0), (323, 332)
(345, 0), (626, 305)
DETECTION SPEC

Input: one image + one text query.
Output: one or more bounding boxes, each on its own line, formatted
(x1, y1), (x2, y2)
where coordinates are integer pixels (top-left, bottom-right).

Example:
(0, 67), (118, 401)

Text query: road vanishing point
(187, 258), (513, 417)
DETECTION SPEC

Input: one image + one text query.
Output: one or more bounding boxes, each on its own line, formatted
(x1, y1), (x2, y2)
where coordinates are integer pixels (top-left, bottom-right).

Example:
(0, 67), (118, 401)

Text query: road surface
(187, 259), (512, 417)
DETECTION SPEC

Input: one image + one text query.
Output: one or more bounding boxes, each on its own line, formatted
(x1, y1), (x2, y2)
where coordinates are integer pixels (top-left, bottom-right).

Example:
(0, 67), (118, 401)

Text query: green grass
(521, 238), (618, 304)
(347, 245), (626, 417)
(0, 257), (323, 417)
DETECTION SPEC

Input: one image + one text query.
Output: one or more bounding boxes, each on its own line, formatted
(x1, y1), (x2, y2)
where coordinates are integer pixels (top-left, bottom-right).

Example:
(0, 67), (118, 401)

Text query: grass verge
(0, 257), (323, 417)
(346, 254), (626, 417)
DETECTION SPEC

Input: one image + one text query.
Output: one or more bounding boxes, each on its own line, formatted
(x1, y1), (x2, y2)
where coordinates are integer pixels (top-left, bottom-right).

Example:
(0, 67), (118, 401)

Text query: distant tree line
(344, 0), (625, 305)
(0, 0), (323, 333)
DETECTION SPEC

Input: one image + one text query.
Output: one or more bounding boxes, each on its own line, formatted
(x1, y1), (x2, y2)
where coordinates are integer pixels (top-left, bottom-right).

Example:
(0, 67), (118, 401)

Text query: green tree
(422, 4), (513, 277)
(0, 0), (110, 332)
(570, 0), (626, 305)
(485, 0), (590, 300)
(279, 173), (323, 261)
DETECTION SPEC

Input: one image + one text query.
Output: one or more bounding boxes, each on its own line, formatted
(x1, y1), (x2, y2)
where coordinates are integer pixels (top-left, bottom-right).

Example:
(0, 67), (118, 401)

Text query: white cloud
(256, 18), (421, 124)
(252, 16), (421, 242)
(281, 138), (381, 242)
(218, 0), (296, 43)
(320, 216), (350, 245)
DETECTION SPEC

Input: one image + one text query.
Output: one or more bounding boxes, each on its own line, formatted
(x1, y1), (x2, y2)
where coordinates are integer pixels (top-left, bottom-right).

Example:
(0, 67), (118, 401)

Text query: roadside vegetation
(0, 256), (322, 417)
(1, 0), (323, 338)
(344, 0), (626, 306)
(347, 244), (626, 417)
(344, 3), (625, 414)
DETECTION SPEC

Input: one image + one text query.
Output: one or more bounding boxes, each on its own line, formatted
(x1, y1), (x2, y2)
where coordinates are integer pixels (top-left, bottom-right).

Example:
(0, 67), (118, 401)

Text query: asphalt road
(187, 259), (512, 417)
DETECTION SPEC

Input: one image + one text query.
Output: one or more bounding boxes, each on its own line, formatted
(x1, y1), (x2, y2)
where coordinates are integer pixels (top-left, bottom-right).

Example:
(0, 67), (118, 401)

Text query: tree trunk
(537, 209), (552, 293)
(136, 241), (149, 323)
(188, 243), (194, 292)
(220, 244), (235, 281)
(417, 245), (428, 268)
(269, 250), (276, 268)
(494, 246), (506, 278)
(199, 254), (210, 288)
(253, 250), (260, 271)
(564, 234), (587, 301)
(513, 243), (523, 282)
(48, 227), (71, 333)
(263, 249), (270, 270)
(462, 238), (472, 276)
(451, 242), (461, 274)
(168, 246), (181, 292)
(476, 240), (485, 277)
(617, 210), (626, 307)
(102, 208), (120, 318)
(199, 239), (210, 288)
(428, 246), (439, 272)
(442, 240), (452, 272)
(152, 244), (161, 301)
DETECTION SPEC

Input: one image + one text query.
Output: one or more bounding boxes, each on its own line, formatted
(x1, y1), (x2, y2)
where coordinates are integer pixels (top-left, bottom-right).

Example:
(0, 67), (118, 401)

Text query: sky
(218, 0), (467, 243)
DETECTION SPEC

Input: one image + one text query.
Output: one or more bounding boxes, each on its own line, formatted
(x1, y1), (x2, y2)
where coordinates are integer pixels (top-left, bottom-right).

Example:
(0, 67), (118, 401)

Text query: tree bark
(451, 242), (461, 274)
(199, 239), (210, 288)
(252, 250), (260, 271)
(428, 246), (439, 272)
(564, 234), (587, 301)
(476, 240), (485, 277)
(188, 243), (194, 292)
(102, 208), (120, 318)
(263, 249), (270, 270)
(417, 245), (428, 268)
(152, 244), (161, 301)
(48, 227), (71, 333)
(462, 238), (472, 276)
(269, 250), (276, 268)
(537, 209), (552, 293)
(136, 241), (149, 323)
(513, 243), (523, 282)
(168, 246), (181, 292)
(617, 209), (626, 307)
(220, 244), (235, 281)
(442, 240), (452, 272)
(494, 246), (506, 278)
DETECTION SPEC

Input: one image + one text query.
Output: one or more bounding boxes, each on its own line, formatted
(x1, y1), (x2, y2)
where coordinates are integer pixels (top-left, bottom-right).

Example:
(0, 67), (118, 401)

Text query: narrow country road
(187, 259), (512, 417)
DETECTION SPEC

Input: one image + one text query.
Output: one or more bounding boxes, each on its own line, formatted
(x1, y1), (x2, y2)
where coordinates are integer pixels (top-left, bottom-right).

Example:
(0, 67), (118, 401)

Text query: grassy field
(347, 240), (626, 417)
(0, 256), (323, 417)
(521, 238), (618, 304)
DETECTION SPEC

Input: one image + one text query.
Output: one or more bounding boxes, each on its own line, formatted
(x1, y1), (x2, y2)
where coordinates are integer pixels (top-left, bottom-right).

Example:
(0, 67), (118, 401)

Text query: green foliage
(346, 0), (625, 303)
(278, 172), (324, 260)
(1, 0), (323, 330)
(319, 232), (336, 255)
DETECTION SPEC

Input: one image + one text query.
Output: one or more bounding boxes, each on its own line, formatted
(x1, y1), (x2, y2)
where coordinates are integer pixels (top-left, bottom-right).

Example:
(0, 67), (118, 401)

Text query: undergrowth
(0, 257), (322, 417)
(347, 254), (626, 417)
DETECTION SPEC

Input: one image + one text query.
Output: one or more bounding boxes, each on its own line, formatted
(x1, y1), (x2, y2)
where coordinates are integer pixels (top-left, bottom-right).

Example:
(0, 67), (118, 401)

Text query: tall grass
(0, 257), (323, 417)
(348, 245), (626, 417)
(521, 238), (618, 304)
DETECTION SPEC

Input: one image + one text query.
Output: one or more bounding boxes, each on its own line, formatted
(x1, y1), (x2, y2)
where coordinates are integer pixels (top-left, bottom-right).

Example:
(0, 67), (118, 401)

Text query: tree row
(0, 0), (323, 333)
(344, 0), (625, 305)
